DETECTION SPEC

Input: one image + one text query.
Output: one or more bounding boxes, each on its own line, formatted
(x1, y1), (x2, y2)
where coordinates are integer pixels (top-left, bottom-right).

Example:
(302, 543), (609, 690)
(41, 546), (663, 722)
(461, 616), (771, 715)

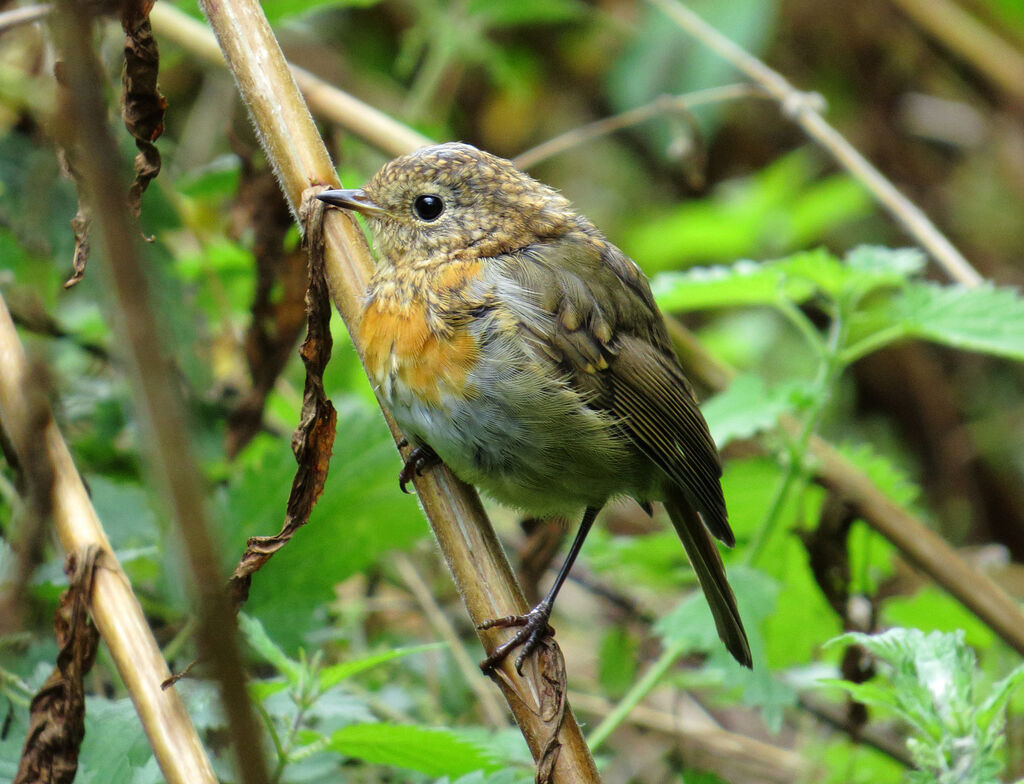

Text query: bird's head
(318, 143), (576, 263)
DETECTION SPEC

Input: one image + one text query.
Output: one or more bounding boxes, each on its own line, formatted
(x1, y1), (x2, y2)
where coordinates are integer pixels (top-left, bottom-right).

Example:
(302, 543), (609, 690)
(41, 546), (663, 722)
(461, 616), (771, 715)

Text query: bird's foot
(399, 444), (441, 494)
(477, 600), (554, 675)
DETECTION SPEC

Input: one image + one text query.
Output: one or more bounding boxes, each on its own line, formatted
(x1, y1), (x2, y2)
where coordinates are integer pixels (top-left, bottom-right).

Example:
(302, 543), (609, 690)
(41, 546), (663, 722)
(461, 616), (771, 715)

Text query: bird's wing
(497, 233), (732, 545)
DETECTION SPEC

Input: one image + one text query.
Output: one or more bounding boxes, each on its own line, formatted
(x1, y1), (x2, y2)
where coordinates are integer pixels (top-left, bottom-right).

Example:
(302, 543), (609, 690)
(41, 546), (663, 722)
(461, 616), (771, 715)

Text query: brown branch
(194, 0), (600, 780)
(646, 0), (984, 289)
(47, 1), (268, 782)
(0, 296), (216, 784)
(148, 3), (431, 159)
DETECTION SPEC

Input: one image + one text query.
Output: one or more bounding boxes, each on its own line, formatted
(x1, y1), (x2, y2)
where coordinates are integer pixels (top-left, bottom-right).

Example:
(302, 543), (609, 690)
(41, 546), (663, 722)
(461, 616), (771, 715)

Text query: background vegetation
(1, 0), (1023, 781)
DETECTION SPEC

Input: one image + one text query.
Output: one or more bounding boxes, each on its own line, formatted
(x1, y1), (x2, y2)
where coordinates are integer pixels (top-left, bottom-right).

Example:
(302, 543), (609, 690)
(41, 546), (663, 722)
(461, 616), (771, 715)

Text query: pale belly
(381, 341), (652, 515)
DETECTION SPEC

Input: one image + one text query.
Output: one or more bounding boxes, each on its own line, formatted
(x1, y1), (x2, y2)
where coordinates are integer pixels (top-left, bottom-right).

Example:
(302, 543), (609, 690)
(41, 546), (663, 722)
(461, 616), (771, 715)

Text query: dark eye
(413, 194), (444, 221)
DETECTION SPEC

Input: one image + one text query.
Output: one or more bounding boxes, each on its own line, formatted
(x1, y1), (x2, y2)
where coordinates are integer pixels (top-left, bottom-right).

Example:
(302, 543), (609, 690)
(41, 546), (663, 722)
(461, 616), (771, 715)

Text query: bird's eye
(413, 194), (444, 221)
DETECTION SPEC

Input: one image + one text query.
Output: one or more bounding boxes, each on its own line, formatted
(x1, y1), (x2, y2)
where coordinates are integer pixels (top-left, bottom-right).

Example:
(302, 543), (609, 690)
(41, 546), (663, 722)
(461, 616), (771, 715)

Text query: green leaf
(318, 643), (446, 692)
(223, 396), (424, 651)
(701, 373), (807, 446)
(650, 250), (827, 312)
(882, 588), (995, 651)
(262, 0), (380, 25)
(897, 282), (1024, 360)
(327, 724), (498, 777)
(977, 664), (1024, 733)
(239, 612), (302, 683)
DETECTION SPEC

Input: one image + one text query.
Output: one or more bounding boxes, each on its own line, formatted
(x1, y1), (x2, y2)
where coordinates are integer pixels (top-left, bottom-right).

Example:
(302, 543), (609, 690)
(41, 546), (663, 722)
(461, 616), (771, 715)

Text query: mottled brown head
(320, 143), (579, 264)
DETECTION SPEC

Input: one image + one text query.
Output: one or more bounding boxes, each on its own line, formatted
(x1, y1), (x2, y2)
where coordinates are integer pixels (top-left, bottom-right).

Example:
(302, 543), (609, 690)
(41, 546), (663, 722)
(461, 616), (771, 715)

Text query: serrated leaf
(898, 282), (1024, 360)
(318, 643), (446, 691)
(650, 251), (827, 312)
(328, 723), (498, 777)
(701, 373), (806, 446)
(977, 664), (1024, 733)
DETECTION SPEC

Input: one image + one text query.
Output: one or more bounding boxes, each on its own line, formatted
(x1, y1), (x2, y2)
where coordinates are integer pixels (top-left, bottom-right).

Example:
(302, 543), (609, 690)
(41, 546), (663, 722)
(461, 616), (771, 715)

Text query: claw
(478, 601), (554, 674)
(398, 444), (441, 494)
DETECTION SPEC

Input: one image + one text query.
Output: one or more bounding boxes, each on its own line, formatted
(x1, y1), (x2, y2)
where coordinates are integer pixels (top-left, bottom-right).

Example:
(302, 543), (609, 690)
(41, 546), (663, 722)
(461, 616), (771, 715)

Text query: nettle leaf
(651, 250), (828, 312)
(702, 373), (808, 446)
(897, 282), (1024, 361)
(318, 643), (446, 692)
(844, 246), (925, 284)
(328, 723), (498, 777)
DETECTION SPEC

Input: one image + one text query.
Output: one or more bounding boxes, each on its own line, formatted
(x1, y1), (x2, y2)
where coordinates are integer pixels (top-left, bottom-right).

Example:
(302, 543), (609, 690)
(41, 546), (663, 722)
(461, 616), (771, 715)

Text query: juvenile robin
(318, 143), (751, 671)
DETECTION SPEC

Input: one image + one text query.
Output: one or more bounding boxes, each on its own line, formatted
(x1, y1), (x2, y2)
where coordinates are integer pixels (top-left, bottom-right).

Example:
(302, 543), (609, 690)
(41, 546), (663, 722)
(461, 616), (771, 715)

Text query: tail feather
(664, 488), (752, 668)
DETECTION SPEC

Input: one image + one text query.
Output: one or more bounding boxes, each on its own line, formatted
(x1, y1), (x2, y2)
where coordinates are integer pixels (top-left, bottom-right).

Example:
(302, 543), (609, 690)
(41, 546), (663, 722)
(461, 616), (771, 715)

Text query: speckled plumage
(318, 143), (751, 669)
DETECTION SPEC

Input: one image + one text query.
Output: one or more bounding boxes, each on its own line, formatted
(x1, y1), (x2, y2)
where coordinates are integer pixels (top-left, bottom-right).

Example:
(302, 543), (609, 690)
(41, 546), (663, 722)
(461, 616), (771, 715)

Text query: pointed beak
(317, 188), (387, 217)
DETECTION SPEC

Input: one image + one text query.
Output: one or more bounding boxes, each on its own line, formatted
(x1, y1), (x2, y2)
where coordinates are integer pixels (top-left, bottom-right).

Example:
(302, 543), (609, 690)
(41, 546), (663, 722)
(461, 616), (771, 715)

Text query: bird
(317, 142), (751, 672)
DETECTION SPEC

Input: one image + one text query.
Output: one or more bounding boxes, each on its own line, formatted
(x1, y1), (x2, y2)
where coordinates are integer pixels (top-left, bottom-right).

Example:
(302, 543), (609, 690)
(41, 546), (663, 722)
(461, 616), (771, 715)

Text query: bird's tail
(664, 487), (752, 668)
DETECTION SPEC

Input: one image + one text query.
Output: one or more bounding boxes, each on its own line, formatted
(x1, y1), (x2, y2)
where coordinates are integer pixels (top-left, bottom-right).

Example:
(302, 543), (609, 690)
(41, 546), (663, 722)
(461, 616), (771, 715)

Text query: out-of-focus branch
(148, 3), (430, 159)
(570, 691), (809, 783)
(514, 84), (766, 170)
(647, 0), (984, 289)
(393, 553), (508, 729)
(889, 0), (1024, 103)
(0, 296), (216, 784)
(0, 3), (50, 33)
(48, 2), (269, 782)
(194, 0), (600, 779)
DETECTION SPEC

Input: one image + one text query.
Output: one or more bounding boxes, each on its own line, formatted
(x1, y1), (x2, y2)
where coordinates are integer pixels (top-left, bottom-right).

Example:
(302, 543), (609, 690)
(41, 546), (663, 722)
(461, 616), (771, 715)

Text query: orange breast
(359, 297), (479, 404)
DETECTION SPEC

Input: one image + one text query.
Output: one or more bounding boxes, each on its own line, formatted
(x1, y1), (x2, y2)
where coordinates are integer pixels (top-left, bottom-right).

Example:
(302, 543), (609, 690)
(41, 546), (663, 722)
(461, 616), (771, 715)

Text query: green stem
(775, 298), (827, 358)
(748, 310), (849, 564)
(587, 640), (686, 751)
(840, 324), (908, 365)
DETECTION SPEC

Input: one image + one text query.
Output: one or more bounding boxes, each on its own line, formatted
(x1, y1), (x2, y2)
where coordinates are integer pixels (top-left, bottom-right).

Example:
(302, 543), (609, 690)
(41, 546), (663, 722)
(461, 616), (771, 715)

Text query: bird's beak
(317, 188), (387, 217)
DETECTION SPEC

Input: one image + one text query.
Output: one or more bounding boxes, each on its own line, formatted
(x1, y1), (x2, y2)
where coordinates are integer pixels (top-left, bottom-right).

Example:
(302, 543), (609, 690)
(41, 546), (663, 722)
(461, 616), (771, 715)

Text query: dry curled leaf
(59, 0), (164, 288)
(121, 12), (165, 223)
(14, 546), (101, 784)
(228, 191), (337, 608)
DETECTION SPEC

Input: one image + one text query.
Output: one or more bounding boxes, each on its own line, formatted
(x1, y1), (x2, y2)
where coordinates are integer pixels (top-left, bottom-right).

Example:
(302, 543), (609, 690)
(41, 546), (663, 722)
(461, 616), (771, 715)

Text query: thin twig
(0, 296), (217, 784)
(193, 0), (600, 779)
(0, 3), (50, 33)
(393, 553), (508, 729)
(48, 3), (269, 782)
(646, 0), (984, 289)
(514, 83), (766, 170)
(889, 0), (1024, 103)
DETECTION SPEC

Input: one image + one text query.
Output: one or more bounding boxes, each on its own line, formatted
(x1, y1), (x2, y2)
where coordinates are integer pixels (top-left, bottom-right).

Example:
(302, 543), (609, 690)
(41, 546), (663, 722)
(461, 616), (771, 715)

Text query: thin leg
(399, 444), (441, 494)
(479, 506), (601, 674)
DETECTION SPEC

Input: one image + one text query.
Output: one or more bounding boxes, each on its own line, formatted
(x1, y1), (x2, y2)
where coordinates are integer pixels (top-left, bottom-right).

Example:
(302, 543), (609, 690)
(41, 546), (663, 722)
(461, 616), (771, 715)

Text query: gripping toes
(477, 602), (554, 674)
(398, 444), (441, 493)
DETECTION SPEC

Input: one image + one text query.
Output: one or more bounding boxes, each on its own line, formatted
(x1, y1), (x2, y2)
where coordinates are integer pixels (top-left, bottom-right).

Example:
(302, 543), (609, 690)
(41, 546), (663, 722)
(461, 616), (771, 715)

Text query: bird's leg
(478, 506), (601, 674)
(399, 443), (442, 494)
